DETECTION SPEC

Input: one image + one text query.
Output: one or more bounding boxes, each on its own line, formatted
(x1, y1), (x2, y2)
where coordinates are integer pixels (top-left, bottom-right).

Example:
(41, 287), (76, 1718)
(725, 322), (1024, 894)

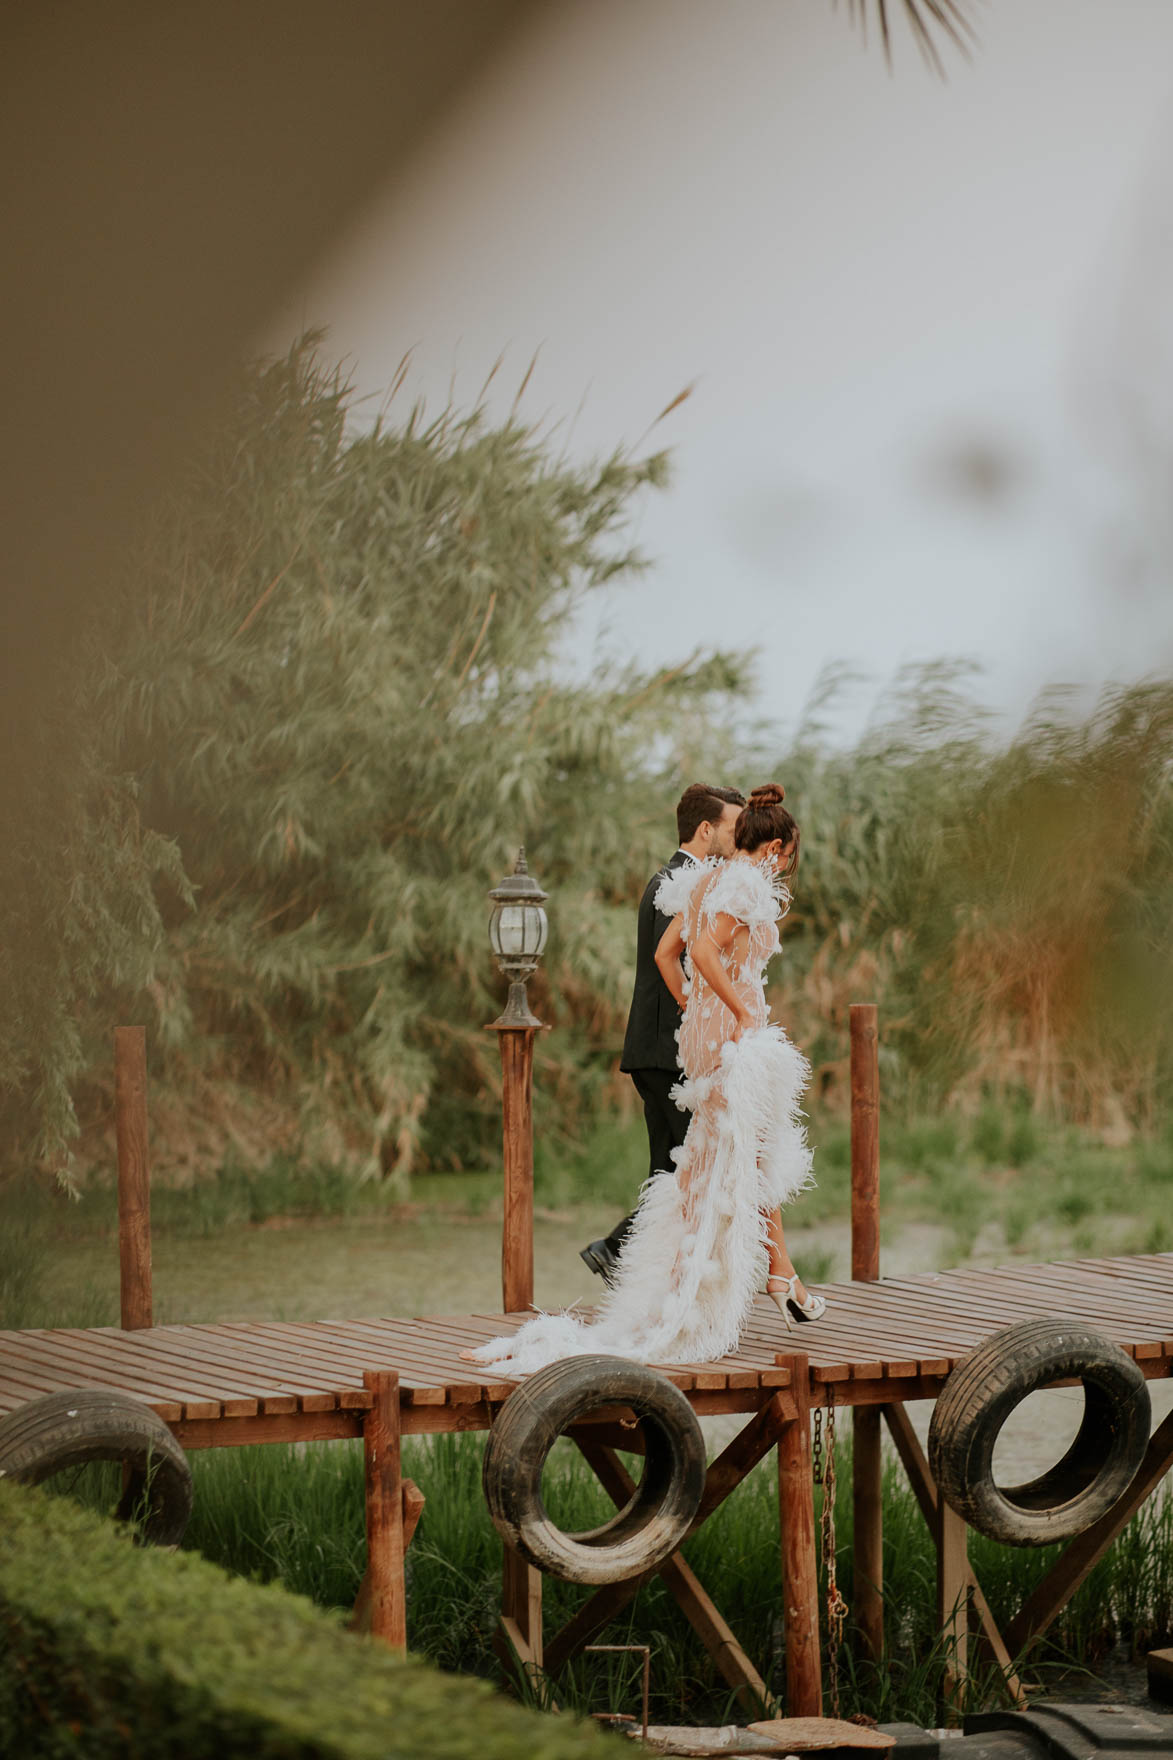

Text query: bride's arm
(654, 914), (688, 1008)
(689, 912), (752, 1038)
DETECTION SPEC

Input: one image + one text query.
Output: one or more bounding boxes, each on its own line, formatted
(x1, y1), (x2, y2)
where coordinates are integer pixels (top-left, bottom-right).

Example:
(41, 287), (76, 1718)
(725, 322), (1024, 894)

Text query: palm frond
(838, 0), (980, 76)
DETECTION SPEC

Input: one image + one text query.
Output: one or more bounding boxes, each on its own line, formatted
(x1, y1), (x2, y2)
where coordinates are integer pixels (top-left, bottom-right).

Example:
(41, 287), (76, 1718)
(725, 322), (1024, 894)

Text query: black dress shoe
(580, 1238), (619, 1284)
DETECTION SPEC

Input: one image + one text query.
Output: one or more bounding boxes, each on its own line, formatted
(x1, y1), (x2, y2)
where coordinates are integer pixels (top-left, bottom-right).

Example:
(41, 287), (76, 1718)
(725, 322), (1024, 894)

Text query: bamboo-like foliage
(772, 665), (1173, 1129)
(3, 341), (1170, 1189)
(0, 339), (747, 1183)
(838, 0), (978, 77)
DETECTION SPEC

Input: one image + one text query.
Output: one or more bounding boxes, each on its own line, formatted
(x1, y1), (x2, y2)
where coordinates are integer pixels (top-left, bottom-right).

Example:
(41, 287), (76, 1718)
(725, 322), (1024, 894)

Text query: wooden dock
(7, 1017), (1173, 1719)
(3, 1251), (1171, 1448)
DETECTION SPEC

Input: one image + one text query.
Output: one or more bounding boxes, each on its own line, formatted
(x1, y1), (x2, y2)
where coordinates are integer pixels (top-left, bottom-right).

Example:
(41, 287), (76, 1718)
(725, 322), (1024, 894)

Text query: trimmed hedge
(0, 1479), (613, 1758)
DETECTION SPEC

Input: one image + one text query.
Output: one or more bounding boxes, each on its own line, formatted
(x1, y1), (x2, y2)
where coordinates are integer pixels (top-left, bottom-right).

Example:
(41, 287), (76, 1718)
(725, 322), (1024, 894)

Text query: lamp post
(488, 848), (548, 1313)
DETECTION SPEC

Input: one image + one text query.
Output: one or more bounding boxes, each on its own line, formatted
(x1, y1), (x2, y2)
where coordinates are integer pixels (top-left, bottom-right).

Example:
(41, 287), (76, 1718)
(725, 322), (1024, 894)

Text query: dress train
(467, 858), (814, 1376)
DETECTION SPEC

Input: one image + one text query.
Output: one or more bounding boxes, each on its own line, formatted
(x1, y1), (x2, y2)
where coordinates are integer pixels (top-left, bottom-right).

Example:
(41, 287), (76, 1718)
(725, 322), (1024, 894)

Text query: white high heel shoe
(766, 1273), (827, 1328)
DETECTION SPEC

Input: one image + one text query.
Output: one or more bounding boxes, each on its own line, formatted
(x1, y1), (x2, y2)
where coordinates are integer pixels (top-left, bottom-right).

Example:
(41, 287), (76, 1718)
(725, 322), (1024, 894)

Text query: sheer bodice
(676, 864), (778, 1083)
(469, 856), (814, 1376)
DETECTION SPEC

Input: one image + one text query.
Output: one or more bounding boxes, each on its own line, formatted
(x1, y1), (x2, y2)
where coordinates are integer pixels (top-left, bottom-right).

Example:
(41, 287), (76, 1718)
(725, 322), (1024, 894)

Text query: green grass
(3, 1156), (407, 1248)
(40, 1432), (1172, 1728)
(535, 1102), (1173, 1267)
(7, 1117), (1173, 1728)
(6, 1103), (1173, 1334)
(8, 1103), (1173, 1271)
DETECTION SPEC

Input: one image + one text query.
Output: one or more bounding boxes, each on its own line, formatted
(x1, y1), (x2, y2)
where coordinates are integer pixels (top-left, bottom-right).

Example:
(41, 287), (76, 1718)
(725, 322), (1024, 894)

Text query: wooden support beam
(694, 1386), (798, 1527)
(543, 1573), (640, 1677)
(167, 1387), (813, 1454)
(1005, 1405), (1173, 1656)
(350, 1479), (425, 1634)
(658, 1552), (773, 1716)
(883, 1403), (1024, 1707)
(544, 1389), (796, 1676)
(776, 1352), (822, 1718)
(850, 1003), (883, 1667)
(497, 1025), (536, 1314)
(565, 1419), (647, 1455)
(172, 1409), (365, 1449)
(362, 1369), (407, 1652)
(852, 1408), (884, 1667)
(115, 1026), (153, 1331)
(575, 1439), (774, 1716)
(500, 1543), (545, 1686)
(937, 1498), (970, 1724)
(402, 1476), (426, 1547)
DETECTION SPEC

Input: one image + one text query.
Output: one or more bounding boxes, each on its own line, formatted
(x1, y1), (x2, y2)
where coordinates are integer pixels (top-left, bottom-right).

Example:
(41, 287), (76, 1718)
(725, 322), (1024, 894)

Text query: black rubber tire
(928, 1318), (1150, 1547)
(482, 1355), (706, 1583)
(0, 1389), (193, 1546)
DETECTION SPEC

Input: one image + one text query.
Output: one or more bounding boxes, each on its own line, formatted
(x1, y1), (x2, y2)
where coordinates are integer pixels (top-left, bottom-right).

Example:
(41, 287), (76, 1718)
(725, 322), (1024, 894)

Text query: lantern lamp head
(488, 848), (548, 1028)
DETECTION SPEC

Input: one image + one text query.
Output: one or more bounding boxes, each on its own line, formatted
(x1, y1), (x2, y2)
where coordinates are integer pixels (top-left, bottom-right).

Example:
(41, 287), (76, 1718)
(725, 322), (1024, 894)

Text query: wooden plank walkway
(3, 1252), (1171, 1448)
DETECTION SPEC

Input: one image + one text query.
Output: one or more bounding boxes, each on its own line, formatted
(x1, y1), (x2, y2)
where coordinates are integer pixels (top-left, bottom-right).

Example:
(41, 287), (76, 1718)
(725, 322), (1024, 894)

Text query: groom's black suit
(605, 849), (695, 1257)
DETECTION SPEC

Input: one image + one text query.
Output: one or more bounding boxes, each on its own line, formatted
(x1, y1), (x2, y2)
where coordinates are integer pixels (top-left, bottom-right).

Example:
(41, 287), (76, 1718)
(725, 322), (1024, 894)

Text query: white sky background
(268, 0), (1173, 745)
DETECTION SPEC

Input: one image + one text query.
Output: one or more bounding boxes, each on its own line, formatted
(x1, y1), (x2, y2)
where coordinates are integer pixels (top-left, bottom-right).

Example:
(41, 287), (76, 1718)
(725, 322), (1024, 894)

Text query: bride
(464, 783), (824, 1376)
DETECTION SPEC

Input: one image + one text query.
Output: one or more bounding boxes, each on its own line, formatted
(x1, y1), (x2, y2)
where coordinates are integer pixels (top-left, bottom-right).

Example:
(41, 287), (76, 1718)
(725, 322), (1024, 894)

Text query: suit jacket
(620, 850), (695, 1073)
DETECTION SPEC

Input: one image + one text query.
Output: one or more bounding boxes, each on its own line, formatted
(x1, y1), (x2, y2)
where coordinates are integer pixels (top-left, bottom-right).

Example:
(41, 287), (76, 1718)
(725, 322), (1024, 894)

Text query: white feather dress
(467, 857), (814, 1374)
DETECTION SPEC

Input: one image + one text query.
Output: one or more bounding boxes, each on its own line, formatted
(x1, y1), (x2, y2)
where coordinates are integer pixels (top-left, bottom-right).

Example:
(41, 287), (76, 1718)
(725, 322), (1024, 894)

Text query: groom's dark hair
(676, 783), (746, 845)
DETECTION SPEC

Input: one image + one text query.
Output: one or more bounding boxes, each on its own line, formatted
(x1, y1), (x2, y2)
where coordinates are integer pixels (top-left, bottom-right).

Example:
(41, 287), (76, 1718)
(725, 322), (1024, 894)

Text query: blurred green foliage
(3, 338), (1172, 1191)
(773, 664), (1173, 1131)
(40, 1434), (1172, 1729)
(0, 1477), (614, 1760)
(0, 338), (746, 1184)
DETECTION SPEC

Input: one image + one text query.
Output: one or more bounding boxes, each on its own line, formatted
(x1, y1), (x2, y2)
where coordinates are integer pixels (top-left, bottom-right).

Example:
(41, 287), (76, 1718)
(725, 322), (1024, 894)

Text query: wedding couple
(466, 781), (822, 1376)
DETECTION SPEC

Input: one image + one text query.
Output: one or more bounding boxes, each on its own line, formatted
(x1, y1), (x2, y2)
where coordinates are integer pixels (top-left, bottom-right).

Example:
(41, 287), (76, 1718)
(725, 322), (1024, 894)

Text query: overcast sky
(267, 0), (1173, 745)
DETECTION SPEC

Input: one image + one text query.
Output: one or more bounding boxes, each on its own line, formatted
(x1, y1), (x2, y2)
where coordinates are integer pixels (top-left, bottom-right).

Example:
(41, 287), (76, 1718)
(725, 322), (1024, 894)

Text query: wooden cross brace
(881, 1403), (1024, 1715)
(349, 1477), (426, 1638)
(501, 1354), (826, 1719)
(882, 1400), (1173, 1717)
(1005, 1404), (1173, 1655)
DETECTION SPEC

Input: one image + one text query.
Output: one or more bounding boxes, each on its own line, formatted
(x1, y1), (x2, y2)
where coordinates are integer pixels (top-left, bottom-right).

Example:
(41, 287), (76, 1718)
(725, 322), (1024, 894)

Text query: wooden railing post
(850, 1004), (880, 1285)
(487, 847), (546, 1317)
(776, 1351), (822, 1716)
(496, 1025), (536, 1314)
(362, 1369), (407, 1652)
(115, 1026), (153, 1331)
(850, 1003), (883, 1666)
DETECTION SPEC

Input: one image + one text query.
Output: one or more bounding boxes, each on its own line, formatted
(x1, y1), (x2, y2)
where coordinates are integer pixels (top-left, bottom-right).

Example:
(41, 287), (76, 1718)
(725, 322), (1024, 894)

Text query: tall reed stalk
(157, 1433), (1173, 1728)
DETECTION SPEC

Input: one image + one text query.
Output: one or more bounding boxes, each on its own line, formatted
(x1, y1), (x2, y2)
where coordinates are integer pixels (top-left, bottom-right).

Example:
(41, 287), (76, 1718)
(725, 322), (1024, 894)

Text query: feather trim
(653, 857), (714, 923)
(469, 1021), (814, 1377)
(701, 858), (790, 929)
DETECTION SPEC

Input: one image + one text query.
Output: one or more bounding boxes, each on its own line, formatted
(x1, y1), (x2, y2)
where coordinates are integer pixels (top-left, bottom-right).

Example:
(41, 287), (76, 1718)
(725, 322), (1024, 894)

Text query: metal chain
(819, 1389), (849, 1720)
(811, 1405), (824, 1486)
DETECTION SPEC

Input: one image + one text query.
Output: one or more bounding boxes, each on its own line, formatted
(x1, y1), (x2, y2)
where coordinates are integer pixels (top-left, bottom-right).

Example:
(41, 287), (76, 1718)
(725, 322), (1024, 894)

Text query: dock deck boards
(3, 1252), (1171, 1440)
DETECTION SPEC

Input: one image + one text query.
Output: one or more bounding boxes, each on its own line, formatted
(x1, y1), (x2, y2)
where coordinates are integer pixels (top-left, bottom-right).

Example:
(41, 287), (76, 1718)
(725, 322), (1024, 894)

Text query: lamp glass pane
(494, 903), (530, 957)
(534, 911), (548, 956)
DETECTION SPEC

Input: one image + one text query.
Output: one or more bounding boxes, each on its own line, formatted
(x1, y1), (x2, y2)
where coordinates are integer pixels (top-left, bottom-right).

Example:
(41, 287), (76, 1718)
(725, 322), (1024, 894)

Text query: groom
(580, 782), (746, 1283)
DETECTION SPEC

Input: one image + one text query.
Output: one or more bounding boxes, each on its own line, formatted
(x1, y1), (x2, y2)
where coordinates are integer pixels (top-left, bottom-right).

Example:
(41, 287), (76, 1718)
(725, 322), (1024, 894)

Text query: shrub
(0, 1477), (614, 1759)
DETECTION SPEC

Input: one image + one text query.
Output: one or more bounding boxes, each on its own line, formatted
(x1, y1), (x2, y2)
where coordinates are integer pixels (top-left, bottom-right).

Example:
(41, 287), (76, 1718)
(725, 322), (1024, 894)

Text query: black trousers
(605, 1067), (690, 1255)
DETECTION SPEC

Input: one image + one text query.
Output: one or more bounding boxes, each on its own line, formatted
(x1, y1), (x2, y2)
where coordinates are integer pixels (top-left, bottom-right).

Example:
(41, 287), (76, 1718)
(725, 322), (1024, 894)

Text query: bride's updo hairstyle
(735, 783), (800, 881)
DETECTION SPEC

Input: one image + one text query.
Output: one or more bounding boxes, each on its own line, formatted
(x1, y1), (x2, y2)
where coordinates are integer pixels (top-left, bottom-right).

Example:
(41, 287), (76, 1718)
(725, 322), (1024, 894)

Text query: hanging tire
(0, 1389), (193, 1546)
(482, 1355), (707, 1584)
(928, 1318), (1150, 1547)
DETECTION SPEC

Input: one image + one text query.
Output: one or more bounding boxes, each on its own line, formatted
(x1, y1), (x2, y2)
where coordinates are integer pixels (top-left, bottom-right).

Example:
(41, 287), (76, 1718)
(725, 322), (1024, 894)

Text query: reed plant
(5, 335), (1172, 1199)
(128, 1432), (1171, 1728)
(539, 1105), (1173, 1268)
(4, 1100), (1169, 1317)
